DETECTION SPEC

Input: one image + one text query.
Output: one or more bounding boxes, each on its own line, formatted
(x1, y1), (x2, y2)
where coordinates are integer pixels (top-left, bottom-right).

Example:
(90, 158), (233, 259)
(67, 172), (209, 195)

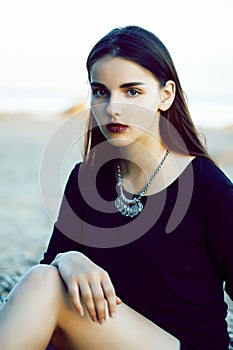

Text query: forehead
(90, 55), (157, 84)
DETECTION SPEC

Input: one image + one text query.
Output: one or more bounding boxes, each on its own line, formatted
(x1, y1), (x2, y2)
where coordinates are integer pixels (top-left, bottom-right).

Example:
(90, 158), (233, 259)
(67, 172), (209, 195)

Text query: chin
(106, 136), (133, 148)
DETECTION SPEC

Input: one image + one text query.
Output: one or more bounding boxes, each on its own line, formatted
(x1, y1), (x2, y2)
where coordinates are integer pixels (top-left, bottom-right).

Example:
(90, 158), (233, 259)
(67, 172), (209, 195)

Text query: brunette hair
(84, 25), (212, 162)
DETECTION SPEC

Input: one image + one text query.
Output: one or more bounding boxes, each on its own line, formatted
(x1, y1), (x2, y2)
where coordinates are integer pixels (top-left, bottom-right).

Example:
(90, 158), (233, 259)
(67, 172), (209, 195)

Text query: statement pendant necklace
(115, 148), (170, 217)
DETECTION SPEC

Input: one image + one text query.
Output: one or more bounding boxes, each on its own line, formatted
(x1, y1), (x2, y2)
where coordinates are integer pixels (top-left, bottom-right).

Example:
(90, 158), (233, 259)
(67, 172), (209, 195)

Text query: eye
(92, 88), (108, 97)
(127, 88), (140, 97)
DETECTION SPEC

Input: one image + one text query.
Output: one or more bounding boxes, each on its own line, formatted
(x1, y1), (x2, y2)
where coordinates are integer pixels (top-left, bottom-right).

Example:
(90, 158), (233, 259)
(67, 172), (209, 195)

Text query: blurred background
(0, 0), (233, 338)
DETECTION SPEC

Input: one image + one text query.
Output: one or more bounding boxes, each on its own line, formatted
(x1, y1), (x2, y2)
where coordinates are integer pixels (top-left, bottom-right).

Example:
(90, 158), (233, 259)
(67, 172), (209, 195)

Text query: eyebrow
(90, 81), (145, 88)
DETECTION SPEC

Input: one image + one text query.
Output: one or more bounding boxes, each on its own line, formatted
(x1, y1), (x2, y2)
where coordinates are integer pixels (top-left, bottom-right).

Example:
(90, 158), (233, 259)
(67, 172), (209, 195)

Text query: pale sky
(0, 0), (233, 127)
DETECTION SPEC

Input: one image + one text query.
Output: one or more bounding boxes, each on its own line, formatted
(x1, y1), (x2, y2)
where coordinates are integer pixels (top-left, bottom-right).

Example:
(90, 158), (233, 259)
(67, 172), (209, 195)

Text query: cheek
(91, 103), (107, 124)
(125, 104), (158, 131)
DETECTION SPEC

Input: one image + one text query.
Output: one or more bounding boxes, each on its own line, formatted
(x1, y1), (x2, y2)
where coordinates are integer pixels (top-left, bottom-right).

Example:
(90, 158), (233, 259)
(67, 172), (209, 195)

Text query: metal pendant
(115, 197), (143, 217)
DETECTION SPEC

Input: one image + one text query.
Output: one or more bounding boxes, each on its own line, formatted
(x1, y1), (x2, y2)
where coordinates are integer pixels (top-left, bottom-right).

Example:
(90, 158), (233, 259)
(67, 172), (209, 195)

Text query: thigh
(52, 278), (180, 350)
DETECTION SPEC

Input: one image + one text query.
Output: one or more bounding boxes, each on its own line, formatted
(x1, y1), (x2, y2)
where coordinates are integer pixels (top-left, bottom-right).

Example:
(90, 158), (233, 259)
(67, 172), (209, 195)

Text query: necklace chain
(115, 148), (170, 217)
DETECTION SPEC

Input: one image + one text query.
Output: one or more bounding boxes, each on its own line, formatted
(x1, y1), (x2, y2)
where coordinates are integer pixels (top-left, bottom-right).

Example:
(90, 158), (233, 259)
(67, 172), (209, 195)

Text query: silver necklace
(115, 148), (170, 217)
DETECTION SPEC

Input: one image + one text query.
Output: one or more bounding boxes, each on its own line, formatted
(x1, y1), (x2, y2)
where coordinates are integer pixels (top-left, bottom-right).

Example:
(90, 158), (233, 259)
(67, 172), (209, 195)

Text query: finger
(89, 281), (106, 324)
(101, 273), (117, 319)
(116, 296), (122, 304)
(79, 282), (97, 323)
(67, 280), (84, 316)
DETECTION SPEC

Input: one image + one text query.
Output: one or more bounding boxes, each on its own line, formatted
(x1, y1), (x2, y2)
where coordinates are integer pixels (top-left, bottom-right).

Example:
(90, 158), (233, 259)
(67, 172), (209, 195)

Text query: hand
(51, 251), (121, 324)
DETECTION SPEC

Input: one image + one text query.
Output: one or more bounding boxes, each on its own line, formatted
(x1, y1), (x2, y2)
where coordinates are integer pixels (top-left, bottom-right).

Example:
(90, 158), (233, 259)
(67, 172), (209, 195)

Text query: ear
(159, 80), (176, 111)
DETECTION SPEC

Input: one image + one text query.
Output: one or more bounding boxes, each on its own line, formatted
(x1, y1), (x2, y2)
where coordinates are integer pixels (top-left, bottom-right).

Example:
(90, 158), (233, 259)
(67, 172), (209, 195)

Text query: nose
(106, 94), (122, 117)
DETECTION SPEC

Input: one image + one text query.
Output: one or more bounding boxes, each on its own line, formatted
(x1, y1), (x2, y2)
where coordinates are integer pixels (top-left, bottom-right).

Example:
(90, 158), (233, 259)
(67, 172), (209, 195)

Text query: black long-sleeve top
(41, 157), (233, 350)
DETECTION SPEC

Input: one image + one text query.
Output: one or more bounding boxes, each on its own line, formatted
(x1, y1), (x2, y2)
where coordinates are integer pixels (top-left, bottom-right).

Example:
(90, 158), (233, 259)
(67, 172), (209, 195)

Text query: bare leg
(0, 265), (60, 350)
(0, 265), (180, 350)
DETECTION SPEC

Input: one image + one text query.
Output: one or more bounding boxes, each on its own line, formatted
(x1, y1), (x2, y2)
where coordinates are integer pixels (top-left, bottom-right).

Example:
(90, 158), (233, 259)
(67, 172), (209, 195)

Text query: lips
(106, 123), (128, 133)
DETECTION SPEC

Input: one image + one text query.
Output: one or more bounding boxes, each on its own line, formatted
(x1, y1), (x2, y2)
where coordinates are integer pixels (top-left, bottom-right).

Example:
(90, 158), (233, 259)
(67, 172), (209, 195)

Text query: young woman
(0, 25), (232, 350)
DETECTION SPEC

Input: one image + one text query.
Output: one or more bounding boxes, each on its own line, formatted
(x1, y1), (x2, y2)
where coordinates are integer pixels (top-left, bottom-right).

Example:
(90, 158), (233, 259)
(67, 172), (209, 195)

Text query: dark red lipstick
(106, 123), (128, 133)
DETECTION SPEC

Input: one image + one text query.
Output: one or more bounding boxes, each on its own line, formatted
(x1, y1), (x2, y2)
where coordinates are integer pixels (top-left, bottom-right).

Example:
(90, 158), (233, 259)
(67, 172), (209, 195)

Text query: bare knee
(24, 265), (75, 317)
(23, 264), (60, 288)
(5, 264), (62, 304)
(0, 265), (64, 349)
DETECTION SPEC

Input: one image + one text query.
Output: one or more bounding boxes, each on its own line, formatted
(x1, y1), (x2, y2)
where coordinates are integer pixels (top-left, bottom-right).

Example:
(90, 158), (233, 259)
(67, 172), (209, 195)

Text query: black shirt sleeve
(40, 163), (85, 264)
(199, 160), (233, 300)
(207, 178), (233, 299)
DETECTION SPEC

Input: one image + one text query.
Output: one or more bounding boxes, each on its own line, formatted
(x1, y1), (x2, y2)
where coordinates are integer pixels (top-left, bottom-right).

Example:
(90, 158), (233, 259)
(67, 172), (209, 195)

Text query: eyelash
(91, 88), (141, 98)
(92, 89), (108, 97)
(127, 88), (140, 97)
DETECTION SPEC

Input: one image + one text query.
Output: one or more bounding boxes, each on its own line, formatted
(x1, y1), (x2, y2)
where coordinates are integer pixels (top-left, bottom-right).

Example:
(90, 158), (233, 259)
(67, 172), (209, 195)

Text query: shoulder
(71, 162), (83, 175)
(192, 157), (232, 189)
(66, 162), (83, 184)
(191, 157), (232, 206)
(63, 162), (83, 196)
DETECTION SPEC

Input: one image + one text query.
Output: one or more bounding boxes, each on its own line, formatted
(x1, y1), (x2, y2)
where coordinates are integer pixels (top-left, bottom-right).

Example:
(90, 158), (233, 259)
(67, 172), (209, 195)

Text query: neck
(116, 137), (170, 196)
(119, 138), (168, 175)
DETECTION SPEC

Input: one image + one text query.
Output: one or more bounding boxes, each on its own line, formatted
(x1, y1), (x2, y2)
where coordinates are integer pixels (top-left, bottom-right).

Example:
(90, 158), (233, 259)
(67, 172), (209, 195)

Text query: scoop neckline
(121, 156), (199, 198)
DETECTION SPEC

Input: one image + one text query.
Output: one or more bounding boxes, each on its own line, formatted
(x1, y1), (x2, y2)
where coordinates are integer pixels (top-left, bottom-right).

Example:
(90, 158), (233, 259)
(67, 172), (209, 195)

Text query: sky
(0, 0), (233, 128)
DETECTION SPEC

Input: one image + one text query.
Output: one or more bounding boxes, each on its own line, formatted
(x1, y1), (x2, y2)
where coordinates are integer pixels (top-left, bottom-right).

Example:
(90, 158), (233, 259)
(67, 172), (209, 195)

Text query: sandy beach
(0, 115), (59, 273)
(0, 113), (233, 345)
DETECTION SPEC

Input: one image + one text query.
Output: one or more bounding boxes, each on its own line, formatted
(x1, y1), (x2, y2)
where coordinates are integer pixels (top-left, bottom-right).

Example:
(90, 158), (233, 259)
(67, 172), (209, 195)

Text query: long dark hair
(84, 25), (213, 163)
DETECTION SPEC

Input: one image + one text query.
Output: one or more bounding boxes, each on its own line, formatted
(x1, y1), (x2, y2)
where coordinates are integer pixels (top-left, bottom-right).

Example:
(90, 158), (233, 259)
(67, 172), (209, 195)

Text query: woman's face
(89, 56), (165, 148)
